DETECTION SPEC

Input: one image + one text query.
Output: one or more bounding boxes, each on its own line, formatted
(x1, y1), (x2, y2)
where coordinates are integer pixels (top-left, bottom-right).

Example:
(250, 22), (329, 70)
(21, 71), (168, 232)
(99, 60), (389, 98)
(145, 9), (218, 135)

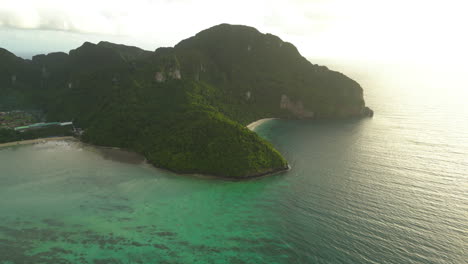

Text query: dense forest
(0, 127), (72, 144)
(0, 24), (372, 178)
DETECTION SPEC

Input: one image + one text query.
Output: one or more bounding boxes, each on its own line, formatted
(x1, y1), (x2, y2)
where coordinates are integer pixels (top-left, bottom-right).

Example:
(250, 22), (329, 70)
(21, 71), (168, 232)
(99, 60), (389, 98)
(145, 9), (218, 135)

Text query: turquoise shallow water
(0, 61), (467, 263)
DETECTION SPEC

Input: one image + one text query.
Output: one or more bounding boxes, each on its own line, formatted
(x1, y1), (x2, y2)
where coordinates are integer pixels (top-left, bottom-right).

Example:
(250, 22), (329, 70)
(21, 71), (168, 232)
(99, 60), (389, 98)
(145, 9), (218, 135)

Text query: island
(0, 24), (373, 178)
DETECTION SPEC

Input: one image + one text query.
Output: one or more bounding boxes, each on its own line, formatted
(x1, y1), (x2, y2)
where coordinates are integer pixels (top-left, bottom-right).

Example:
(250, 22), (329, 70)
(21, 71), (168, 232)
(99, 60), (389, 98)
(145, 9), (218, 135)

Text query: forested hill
(0, 24), (373, 178)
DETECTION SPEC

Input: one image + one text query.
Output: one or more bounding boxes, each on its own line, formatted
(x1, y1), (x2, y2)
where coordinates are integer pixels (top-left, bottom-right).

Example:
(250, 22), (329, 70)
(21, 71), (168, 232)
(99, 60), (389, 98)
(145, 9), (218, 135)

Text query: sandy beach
(0, 136), (75, 148)
(93, 147), (147, 164)
(246, 118), (278, 131)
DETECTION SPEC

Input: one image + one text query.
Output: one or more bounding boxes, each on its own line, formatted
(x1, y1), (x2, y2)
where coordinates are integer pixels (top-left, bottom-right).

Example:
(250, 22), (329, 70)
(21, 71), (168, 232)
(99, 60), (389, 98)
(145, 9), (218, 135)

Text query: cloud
(0, 0), (466, 61)
(0, 0), (126, 34)
(0, 0), (328, 36)
(0, 0), (337, 58)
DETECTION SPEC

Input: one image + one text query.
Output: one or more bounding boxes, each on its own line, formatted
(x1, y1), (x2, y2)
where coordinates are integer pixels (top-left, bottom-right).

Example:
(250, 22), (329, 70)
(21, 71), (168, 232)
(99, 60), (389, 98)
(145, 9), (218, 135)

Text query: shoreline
(80, 141), (147, 165)
(155, 163), (291, 182)
(0, 136), (76, 148)
(0, 131), (289, 180)
(246, 118), (279, 131)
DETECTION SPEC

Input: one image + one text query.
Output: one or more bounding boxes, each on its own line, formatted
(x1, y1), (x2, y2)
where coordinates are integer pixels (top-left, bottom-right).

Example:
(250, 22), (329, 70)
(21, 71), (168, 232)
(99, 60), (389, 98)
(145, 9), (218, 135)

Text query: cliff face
(280, 95), (315, 118)
(172, 24), (372, 122)
(0, 23), (373, 178)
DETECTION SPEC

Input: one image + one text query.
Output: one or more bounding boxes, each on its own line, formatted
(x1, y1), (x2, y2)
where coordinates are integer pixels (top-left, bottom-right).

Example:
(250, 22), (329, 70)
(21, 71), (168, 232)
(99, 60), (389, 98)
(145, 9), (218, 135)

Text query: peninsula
(0, 24), (373, 178)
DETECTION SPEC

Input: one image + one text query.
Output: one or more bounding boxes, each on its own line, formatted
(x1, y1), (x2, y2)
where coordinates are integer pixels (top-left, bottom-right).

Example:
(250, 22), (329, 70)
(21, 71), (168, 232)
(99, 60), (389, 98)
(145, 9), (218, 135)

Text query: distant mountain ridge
(0, 23), (373, 178)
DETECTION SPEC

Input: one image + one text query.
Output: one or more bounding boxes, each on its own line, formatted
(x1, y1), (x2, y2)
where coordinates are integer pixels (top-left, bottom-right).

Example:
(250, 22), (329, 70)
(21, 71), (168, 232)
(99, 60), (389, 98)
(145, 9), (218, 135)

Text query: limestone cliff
(0, 23), (374, 178)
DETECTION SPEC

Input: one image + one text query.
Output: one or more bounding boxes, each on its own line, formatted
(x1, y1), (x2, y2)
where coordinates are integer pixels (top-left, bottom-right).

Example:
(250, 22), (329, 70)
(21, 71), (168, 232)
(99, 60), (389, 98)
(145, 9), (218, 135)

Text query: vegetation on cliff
(0, 126), (72, 144)
(0, 24), (373, 178)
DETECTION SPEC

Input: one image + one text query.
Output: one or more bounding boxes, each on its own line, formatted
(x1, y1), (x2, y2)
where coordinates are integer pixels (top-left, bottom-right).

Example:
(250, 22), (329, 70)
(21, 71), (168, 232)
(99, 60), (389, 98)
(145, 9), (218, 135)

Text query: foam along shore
(0, 136), (76, 148)
(246, 118), (278, 131)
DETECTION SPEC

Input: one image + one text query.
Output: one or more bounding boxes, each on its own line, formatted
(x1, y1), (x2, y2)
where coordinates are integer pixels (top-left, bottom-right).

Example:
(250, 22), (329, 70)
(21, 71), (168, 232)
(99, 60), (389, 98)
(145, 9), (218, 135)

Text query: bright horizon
(1, 0), (467, 65)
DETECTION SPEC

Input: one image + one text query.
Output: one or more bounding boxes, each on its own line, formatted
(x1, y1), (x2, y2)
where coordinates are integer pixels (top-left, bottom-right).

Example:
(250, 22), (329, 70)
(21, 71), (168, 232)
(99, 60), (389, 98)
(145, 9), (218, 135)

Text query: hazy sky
(0, 0), (466, 62)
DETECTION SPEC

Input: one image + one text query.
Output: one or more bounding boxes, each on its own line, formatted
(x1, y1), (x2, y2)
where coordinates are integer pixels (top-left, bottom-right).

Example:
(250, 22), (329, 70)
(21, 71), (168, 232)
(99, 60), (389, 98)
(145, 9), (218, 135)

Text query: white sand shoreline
(0, 136), (76, 148)
(246, 118), (279, 131)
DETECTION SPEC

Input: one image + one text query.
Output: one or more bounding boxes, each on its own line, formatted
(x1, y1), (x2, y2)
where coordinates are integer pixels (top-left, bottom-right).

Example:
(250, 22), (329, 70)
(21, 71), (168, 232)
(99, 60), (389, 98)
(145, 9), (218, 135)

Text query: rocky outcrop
(361, 106), (374, 117)
(168, 69), (182, 80)
(280, 95), (314, 118)
(246, 91), (251, 100)
(154, 69), (181, 83)
(155, 72), (165, 82)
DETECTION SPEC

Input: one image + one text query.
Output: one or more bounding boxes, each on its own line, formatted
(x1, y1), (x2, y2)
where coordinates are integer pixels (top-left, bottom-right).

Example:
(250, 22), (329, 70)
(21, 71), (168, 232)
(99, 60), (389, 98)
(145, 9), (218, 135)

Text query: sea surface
(0, 60), (467, 264)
